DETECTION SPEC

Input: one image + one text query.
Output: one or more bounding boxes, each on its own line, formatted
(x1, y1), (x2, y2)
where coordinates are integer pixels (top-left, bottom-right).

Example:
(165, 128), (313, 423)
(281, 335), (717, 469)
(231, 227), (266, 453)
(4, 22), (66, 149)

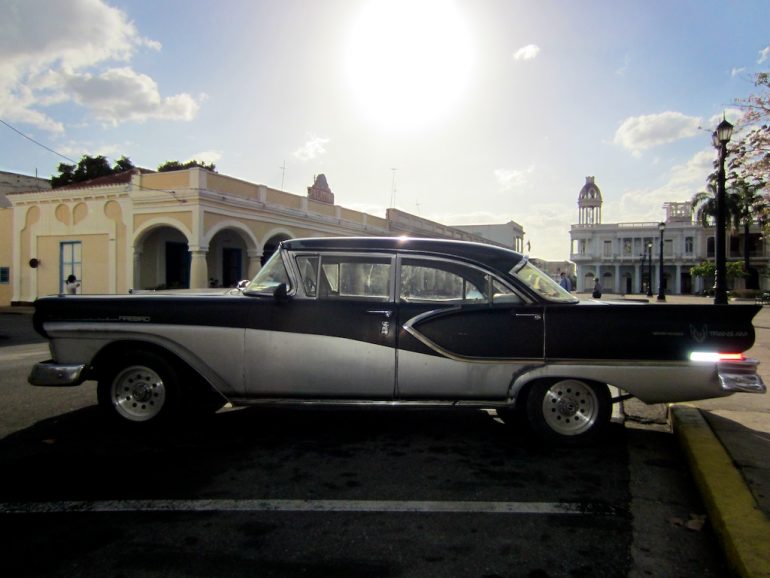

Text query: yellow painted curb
(671, 405), (770, 578)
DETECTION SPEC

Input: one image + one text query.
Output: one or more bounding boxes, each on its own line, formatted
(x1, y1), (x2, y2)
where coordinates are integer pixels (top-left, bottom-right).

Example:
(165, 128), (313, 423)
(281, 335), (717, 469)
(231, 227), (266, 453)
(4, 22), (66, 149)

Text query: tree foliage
(732, 72), (770, 185)
(689, 260), (746, 280)
(157, 160), (216, 172)
(50, 155), (135, 188)
(50, 155), (217, 188)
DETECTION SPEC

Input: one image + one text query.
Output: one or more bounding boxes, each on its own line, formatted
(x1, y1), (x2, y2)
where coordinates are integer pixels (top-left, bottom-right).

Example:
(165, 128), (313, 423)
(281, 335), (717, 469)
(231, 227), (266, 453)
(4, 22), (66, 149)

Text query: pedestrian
(559, 272), (572, 292)
(65, 274), (80, 295)
(592, 279), (602, 299)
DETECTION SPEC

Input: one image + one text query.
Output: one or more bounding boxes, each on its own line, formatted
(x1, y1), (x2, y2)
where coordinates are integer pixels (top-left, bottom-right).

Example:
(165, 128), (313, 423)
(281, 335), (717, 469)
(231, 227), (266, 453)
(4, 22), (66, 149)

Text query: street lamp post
(646, 241), (653, 297)
(657, 222), (666, 301)
(713, 117), (734, 305)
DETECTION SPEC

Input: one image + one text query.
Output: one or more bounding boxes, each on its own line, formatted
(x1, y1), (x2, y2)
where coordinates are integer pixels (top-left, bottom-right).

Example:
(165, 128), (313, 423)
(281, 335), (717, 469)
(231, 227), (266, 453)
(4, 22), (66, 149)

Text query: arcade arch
(133, 222), (192, 290)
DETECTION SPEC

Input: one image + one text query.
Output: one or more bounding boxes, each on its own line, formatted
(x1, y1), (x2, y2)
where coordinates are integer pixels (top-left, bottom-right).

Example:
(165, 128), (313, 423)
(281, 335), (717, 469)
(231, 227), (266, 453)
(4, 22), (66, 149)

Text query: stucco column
(247, 250), (263, 279)
(189, 249), (209, 289)
(132, 249), (142, 291)
(675, 265), (682, 294)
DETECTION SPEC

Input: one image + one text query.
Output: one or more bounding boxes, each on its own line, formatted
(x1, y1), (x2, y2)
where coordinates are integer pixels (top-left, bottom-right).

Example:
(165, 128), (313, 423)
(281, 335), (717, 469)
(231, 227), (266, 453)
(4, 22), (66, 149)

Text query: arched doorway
(135, 225), (191, 290)
(262, 233), (292, 266)
(208, 229), (249, 288)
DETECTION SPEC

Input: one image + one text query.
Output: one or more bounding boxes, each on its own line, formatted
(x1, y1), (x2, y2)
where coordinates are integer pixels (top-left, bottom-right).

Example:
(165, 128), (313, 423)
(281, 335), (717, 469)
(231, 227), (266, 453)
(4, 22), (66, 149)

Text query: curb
(671, 405), (770, 578)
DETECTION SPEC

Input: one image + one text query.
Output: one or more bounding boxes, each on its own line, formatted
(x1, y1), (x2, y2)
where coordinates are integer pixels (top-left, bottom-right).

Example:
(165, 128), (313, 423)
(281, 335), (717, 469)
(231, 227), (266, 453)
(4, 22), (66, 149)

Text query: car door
(243, 251), (397, 399)
(395, 256), (545, 400)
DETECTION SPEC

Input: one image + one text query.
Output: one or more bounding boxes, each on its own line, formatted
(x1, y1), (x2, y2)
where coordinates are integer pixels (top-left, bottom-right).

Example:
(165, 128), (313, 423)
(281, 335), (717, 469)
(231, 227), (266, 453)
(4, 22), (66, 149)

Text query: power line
(0, 118), (77, 164)
(0, 117), (185, 202)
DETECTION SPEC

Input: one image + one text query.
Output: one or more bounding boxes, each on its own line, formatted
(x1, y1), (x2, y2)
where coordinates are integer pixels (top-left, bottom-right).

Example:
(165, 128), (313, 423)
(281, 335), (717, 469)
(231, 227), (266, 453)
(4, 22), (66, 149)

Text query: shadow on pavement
(700, 410), (770, 516)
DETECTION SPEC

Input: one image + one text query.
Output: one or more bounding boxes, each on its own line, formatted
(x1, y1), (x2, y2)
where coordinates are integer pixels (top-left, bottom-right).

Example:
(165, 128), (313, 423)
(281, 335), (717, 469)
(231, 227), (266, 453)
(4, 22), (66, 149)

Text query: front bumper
(28, 360), (88, 387)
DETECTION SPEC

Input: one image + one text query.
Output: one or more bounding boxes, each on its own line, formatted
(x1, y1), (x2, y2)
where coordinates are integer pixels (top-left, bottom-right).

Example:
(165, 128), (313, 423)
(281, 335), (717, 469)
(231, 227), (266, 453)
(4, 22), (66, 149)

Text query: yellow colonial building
(1, 168), (521, 306)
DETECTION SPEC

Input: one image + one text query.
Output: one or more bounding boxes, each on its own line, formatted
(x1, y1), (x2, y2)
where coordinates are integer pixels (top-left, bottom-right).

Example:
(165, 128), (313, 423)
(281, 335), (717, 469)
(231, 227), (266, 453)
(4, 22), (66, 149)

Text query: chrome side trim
(226, 397), (511, 408)
(29, 361), (87, 387)
(403, 308), (544, 364)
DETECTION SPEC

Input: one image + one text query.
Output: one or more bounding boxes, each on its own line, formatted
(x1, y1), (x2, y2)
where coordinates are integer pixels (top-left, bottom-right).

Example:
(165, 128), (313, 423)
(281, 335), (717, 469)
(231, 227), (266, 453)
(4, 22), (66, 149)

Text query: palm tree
(691, 176), (767, 288)
(731, 177), (768, 288)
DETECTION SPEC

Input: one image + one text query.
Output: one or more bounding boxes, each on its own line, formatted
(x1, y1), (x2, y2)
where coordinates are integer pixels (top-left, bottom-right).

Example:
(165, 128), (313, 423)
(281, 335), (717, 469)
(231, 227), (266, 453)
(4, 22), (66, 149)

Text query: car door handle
(367, 310), (393, 318)
(515, 313), (542, 320)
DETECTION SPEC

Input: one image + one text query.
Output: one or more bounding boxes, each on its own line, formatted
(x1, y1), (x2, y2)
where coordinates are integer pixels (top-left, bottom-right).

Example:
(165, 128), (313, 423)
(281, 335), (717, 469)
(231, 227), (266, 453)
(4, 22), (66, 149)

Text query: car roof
(281, 237), (525, 274)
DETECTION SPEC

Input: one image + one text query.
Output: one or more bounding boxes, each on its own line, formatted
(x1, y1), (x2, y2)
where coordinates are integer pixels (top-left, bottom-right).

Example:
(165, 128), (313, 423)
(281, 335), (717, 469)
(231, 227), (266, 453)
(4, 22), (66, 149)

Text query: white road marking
(0, 499), (608, 515)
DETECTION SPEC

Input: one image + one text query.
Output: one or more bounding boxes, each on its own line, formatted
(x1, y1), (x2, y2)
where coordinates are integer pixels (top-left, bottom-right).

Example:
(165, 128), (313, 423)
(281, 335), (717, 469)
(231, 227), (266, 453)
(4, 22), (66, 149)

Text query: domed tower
(578, 176), (602, 225)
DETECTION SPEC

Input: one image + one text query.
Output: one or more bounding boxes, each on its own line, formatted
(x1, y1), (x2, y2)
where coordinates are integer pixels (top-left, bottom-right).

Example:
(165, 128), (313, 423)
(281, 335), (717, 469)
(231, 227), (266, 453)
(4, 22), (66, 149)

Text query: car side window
(399, 258), (522, 305)
(491, 278), (522, 304)
(318, 255), (392, 301)
(296, 255), (319, 297)
(399, 259), (485, 304)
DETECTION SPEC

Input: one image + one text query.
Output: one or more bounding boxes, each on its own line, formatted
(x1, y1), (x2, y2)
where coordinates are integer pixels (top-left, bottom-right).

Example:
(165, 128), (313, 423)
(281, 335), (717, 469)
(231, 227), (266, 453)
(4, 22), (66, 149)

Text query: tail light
(689, 352), (746, 362)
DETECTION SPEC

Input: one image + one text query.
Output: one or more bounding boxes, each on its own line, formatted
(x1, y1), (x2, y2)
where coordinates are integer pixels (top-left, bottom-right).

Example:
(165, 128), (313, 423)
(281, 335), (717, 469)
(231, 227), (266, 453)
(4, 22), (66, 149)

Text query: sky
(1, 0), (768, 260)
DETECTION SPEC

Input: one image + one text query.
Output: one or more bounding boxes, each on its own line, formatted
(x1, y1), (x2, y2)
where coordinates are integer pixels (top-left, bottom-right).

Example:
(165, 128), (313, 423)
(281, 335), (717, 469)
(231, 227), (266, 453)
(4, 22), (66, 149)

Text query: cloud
(759, 46), (770, 63)
(494, 166), (534, 191)
(613, 111), (701, 156)
(616, 54), (631, 77)
(0, 0), (199, 131)
(731, 67), (746, 77)
(188, 150), (222, 165)
(513, 44), (540, 61)
(293, 134), (330, 161)
(603, 149), (714, 224)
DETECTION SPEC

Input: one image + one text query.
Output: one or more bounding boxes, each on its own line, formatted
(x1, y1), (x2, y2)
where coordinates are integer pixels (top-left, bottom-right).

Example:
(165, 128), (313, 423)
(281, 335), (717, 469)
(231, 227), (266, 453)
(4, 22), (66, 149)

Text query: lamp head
(716, 117), (734, 144)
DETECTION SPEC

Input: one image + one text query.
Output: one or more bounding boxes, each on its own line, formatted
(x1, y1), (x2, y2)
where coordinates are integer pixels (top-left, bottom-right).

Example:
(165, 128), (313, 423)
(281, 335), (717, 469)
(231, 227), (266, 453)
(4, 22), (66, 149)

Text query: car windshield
(243, 250), (290, 295)
(511, 260), (578, 303)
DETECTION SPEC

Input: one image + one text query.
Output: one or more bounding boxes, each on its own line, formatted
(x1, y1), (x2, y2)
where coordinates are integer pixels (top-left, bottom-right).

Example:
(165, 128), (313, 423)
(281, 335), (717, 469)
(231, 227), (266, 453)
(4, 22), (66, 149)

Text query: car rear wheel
(97, 351), (180, 426)
(524, 379), (611, 444)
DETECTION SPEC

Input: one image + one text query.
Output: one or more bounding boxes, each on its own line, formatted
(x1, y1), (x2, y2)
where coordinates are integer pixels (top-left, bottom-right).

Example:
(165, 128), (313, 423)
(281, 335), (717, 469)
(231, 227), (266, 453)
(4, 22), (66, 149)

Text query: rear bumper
(718, 358), (767, 394)
(28, 360), (87, 387)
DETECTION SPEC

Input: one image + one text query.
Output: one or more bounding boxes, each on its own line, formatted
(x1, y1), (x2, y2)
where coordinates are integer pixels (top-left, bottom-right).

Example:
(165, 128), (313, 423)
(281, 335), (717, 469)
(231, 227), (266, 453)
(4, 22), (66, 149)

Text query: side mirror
(273, 283), (291, 304)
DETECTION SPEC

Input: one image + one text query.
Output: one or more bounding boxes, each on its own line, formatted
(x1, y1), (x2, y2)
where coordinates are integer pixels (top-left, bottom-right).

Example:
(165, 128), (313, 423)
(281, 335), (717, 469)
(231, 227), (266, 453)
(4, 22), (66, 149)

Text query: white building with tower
(569, 176), (770, 295)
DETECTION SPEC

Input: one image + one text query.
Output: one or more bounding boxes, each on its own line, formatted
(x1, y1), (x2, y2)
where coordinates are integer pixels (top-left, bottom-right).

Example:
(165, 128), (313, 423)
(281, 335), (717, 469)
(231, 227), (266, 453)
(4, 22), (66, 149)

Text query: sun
(344, 0), (474, 132)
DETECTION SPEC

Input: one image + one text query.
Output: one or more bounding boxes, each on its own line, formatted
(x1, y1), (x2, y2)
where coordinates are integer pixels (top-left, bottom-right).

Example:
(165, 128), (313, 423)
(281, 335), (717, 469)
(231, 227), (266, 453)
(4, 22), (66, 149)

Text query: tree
(50, 162), (76, 188)
(690, 260), (747, 289)
(113, 156), (135, 173)
(731, 177), (768, 286)
(157, 160), (216, 172)
(732, 71), (770, 185)
(691, 172), (768, 289)
(50, 154), (135, 188)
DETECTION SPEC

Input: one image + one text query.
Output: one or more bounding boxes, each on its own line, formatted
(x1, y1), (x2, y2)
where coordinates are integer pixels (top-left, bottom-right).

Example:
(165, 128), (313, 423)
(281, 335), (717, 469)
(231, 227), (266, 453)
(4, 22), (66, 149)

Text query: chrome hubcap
(542, 380), (598, 436)
(111, 365), (166, 422)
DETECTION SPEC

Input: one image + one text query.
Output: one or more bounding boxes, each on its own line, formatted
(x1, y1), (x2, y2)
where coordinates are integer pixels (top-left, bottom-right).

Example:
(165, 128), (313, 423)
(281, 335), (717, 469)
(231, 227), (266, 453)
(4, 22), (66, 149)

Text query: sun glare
(345, 0), (474, 132)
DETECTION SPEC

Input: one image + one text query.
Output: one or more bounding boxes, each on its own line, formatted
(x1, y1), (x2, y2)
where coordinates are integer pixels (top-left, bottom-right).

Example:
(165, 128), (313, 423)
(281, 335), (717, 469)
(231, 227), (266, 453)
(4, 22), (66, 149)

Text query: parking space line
(0, 499), (621, 515)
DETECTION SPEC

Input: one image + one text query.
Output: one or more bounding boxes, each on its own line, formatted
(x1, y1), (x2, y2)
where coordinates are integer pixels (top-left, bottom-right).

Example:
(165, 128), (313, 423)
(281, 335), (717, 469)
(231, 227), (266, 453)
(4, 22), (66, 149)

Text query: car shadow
(0, 404), (629, 503)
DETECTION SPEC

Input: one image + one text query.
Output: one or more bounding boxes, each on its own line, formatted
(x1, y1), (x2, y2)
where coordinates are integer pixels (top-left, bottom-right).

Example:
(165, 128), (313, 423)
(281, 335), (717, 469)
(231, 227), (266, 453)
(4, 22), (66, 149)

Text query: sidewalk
(599, 293), (770, 578)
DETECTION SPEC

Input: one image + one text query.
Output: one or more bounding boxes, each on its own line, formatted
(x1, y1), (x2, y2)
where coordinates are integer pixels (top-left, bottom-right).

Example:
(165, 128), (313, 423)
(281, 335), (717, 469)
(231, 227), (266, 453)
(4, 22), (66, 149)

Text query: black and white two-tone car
(29, 237), (766, 443)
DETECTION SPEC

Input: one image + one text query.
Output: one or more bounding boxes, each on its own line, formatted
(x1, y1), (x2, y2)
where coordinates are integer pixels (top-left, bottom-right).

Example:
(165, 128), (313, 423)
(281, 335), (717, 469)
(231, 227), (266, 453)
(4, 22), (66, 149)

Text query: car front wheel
(524, 379), (611, 444)
(97, 351), (180, 426)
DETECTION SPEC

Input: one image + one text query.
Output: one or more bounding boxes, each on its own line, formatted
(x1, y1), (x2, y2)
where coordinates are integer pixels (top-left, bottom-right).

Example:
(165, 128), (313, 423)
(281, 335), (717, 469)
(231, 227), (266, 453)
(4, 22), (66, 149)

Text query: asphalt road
(0, 311), (727, 577)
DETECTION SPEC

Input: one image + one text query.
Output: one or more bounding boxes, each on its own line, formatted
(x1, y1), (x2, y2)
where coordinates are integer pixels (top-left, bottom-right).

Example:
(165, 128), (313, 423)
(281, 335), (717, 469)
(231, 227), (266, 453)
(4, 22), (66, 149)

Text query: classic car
(29, 237), (766, 444)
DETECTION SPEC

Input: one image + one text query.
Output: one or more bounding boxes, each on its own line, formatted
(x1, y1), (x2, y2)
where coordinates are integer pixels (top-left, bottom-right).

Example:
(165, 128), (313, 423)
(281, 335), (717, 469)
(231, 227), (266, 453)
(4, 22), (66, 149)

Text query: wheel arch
(510, 368), (613, 407)
(89, 339), (223, 399)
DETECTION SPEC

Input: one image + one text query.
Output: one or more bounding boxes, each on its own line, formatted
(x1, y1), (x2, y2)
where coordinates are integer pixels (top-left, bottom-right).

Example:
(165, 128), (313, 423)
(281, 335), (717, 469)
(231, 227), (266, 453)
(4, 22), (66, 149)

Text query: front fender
(42, 322), (244, 396)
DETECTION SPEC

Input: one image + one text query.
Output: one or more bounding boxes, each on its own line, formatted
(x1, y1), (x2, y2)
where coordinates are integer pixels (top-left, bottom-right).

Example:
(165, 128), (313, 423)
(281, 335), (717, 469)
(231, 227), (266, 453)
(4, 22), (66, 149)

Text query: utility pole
(390, 168), (397, 208)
